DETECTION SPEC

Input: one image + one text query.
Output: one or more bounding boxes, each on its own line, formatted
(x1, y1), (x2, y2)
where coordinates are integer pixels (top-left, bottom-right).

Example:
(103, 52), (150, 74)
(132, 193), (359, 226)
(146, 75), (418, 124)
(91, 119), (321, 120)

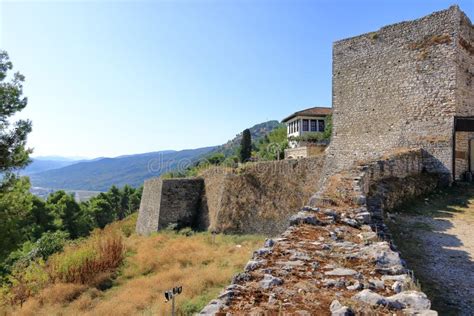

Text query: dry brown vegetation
(0, 214), (264, 315)
(408, 34), (452, 51)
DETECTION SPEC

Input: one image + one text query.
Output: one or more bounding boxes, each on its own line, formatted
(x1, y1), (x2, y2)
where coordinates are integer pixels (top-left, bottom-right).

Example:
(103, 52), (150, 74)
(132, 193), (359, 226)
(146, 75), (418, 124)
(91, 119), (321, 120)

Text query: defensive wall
(201, 149), (440, 315)
(136, 156), (324, 236)
(136, 178), (205, 234)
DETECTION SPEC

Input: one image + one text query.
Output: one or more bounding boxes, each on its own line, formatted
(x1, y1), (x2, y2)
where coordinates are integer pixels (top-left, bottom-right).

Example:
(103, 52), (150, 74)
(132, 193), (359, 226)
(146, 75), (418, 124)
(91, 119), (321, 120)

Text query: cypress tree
(239, 129), (252, 162)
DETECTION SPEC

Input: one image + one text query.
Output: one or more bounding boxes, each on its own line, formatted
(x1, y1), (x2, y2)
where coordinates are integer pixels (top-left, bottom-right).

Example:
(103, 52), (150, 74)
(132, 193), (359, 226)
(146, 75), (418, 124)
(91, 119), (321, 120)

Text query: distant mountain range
(27, 120), (281, 192)
(21, 159), (79, 176)
(29, 148), (216, 191)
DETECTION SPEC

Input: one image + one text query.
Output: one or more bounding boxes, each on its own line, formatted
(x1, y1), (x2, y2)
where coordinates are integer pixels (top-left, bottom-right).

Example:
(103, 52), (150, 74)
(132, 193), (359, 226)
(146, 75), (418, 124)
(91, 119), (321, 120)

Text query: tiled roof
(282, 107), (332, 123)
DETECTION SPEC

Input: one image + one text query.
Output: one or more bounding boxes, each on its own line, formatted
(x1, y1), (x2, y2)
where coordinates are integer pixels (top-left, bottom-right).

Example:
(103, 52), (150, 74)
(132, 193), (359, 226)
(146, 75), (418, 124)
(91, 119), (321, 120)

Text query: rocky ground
(201, 206), (437, 315)
(388, 184), (474, 315)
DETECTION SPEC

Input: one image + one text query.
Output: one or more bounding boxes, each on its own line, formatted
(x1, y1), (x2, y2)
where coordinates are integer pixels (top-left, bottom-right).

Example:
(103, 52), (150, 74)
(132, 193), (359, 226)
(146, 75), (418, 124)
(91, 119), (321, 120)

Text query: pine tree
(0, 51), (33, 262)
(239, 129), (252, 162)
(0, 51), (32, 182)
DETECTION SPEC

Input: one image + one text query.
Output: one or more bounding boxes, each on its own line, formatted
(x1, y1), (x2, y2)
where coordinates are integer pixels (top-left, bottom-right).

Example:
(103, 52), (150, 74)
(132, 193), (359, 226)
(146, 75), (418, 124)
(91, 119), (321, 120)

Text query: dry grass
(6, 214), (264, 315)
(48, 229), (124, 285)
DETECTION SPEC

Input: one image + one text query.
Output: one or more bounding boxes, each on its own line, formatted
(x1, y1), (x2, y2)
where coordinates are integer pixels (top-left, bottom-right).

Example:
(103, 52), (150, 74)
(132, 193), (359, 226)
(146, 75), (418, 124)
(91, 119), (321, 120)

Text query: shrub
(1, 260), (49, 306)
(33, 231), (70, 261)
(48, 229), (124, 285)
(118, 213), (138, 237)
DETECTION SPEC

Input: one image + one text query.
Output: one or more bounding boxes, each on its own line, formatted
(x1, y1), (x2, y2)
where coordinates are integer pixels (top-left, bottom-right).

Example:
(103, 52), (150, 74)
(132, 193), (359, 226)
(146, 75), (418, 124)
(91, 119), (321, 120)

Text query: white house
(281, 106), (332, 158)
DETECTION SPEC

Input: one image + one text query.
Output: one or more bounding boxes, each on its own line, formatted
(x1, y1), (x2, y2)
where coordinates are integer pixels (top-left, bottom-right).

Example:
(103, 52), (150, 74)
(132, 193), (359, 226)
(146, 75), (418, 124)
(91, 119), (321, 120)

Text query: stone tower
(326, 5), (473, 183)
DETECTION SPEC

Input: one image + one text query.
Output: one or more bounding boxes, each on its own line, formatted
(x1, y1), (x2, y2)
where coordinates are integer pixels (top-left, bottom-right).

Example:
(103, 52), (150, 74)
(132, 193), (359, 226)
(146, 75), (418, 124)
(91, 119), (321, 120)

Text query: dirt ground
(388, 183), (474, 315)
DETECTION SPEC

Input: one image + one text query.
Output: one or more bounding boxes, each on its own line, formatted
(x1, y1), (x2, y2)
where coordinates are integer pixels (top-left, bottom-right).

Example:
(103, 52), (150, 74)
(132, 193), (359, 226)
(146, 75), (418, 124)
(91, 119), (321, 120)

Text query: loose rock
(260, 274), (283, 289)
(290, 211), (322, 226)
(325, 268), (358, 276)
(352, 289), (387, 306)
(387, 291), (431, 311)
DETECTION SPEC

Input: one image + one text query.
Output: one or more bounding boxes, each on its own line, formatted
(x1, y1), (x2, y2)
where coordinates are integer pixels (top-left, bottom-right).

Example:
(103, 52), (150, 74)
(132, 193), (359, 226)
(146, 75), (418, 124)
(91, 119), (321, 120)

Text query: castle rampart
(136, 156), (324, 236)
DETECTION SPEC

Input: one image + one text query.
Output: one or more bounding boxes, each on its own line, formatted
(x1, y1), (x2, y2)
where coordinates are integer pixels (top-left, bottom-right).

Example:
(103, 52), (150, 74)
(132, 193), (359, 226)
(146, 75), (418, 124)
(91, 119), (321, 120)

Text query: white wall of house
(286, 116), (326, 148)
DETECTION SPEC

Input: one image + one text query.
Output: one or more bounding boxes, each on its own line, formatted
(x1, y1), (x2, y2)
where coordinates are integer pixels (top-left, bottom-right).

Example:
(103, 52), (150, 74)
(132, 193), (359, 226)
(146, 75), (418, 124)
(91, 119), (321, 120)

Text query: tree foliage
(0, 51), (32, 180)
(86, 185), (142, 228)
(0, 182), (142, 279)
(0, 52), (144, 284)
(255, 126), (288, 160)
(239, 129), (252, 163)
(0, 177), (34, 261)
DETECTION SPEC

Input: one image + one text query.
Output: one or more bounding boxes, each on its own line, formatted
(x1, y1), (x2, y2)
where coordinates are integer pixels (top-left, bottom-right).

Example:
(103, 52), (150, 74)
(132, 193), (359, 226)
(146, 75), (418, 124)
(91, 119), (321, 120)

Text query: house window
(318, 120), (325, 132)
(310, 120), (317, 131)
(303, 119), (309, 131)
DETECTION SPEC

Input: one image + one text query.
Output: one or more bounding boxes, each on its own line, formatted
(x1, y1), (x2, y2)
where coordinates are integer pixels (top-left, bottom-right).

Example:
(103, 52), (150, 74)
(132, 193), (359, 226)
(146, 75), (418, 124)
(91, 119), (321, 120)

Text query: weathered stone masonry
(326, 5), (474, 183)
(136, 178), (205, 235)
(136, 157), (324, 236)
(201, 150), (439, 315)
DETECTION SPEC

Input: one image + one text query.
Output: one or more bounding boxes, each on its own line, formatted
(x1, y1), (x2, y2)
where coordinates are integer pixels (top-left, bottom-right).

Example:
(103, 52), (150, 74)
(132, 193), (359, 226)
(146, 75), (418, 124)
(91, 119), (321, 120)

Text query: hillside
(216, 120), (282, 156)
(0, 215), (264, 315)
(20, 158), (80, 175)
(30, 147), (216, 191)
(29, 120), (281, 191)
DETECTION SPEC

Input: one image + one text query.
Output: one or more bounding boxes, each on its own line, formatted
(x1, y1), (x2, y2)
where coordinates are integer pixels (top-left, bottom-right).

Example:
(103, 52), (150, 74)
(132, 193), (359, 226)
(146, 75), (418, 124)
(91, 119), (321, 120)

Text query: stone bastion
(136, 156), (324, 236)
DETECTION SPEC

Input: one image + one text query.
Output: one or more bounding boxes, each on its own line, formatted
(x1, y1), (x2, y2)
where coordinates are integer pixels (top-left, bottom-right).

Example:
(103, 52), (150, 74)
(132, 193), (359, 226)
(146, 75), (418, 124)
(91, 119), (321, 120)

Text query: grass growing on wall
(1, 213), (264, 315)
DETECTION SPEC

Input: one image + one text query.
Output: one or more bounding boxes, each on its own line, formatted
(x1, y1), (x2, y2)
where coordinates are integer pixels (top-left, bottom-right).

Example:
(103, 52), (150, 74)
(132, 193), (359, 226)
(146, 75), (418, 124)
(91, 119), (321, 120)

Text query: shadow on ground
(388, 184), (474, 315)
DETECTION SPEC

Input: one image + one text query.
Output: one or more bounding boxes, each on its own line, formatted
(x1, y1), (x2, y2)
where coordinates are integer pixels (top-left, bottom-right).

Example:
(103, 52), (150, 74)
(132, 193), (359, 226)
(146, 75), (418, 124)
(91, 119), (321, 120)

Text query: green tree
(107, 185), (122, 219)
(87, 193), (116, 228)
(0, 51), (36, 268)
(46, 191), (90, 238)
(24, 196), (55, 241)
(85, 185), (142, 228)
(129, 186), (142, 212)
(0, 177), (33, 261)
(206, 152), (225, 165)
(256, 125), (288, 160)
(0, 51), (32, 181)
(323, 114), (332, 140)
(239, 129), (252, 163)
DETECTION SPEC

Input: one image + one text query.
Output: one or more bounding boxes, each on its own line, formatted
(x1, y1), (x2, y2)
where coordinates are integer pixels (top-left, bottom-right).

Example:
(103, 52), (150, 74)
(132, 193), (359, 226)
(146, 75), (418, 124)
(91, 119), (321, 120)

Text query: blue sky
(1, 0), (472, 158)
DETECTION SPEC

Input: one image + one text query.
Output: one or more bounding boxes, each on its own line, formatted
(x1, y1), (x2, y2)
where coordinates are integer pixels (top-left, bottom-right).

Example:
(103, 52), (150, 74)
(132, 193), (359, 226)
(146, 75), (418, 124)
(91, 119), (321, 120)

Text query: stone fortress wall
(136, 157), (324, 236)
(136, 178), (205, 234)
(325, 5), (474, 183)
(201, 149), (440, 315)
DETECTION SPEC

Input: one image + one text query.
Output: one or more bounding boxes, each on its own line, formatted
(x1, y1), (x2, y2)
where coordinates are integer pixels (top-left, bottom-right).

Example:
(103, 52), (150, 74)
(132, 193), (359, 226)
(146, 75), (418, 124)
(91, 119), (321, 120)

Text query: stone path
(388, 185), (474, 315)
(201, 206), (436, 315)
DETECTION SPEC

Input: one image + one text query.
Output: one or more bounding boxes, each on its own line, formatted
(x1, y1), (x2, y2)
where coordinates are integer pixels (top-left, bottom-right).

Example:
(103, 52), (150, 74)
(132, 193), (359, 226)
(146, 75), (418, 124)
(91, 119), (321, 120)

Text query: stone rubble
(200, 204), (437, 315)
